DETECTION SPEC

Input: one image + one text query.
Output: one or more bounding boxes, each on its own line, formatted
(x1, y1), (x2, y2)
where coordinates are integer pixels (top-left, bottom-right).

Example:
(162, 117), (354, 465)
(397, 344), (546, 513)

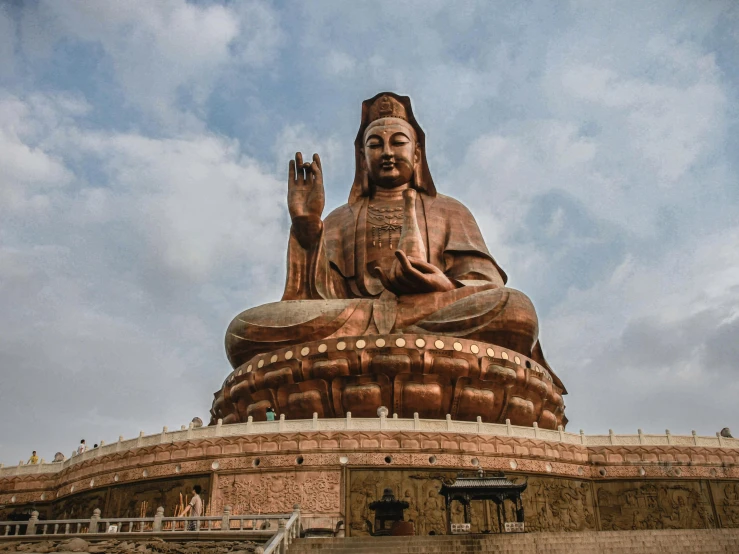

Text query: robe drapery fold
(282, 192), (507, 301)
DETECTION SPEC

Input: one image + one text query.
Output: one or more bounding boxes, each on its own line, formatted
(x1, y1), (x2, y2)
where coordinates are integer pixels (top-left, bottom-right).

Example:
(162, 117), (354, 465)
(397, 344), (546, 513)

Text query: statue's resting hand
(373, 250), (457, 296)
(288, 152), (325, 249)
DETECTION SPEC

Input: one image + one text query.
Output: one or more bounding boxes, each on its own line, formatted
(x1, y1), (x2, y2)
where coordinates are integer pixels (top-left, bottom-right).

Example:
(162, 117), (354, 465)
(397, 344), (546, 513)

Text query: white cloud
(1, 1), (738, 464)
(324, 50), (356, 76)
(11, 1), (282, 127)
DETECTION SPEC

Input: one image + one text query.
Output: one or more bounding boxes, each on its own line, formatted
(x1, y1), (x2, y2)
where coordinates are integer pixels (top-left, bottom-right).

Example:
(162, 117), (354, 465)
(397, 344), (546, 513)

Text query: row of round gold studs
(234, 338), (546, 379)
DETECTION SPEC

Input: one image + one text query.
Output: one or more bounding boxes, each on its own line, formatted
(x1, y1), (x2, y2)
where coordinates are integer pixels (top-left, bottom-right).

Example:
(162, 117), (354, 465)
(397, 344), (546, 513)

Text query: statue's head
(350, 92), (436, 203)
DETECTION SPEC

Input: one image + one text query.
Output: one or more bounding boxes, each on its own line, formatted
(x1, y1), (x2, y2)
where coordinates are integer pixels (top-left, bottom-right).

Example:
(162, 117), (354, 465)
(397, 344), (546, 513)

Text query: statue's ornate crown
(368, 95), (408, 123)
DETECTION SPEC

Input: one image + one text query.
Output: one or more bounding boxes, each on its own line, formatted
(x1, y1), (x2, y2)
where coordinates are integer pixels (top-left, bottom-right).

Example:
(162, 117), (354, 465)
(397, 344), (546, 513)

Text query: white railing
(0, 505), (290, 540)
(2, 415), (737, 478)
(260, 506), (301, 554)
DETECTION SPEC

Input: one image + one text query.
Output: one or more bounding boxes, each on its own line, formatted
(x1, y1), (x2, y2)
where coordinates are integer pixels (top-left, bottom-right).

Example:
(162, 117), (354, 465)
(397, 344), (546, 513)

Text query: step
(288, 529), (739, 554)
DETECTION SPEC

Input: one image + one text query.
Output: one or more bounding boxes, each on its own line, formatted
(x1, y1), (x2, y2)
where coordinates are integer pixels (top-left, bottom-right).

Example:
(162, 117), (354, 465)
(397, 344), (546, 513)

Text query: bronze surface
(216, 92), (567, 426)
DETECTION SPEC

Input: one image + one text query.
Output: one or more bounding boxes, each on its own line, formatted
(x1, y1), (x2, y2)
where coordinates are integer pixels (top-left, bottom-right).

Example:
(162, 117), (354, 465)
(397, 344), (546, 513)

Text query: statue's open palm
(288, 152), (324, 222)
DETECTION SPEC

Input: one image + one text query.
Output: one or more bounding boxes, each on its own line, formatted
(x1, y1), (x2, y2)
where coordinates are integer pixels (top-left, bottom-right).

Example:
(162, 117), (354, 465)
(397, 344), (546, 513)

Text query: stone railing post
(665, 429), (672, 445)
(116, 436), (123, 452)
(160, 426), (168, 444)
(312, 412), (319, 430)
(292, 503), (301, 541)
(477, 416), (482, 433)
(246, 415), (253, 432)
(533, 421), (539, 438)
(25, 510), (39, 535)
(558, 425), (565, 441)
(187, 422), (194, 439)
(446, 414), (452, 431)
(216, 418), (223, 437)
(380, 411), (386, 430)
(153, 506), (164, 532)
(414, 412), (420, 430)
(580, 429), (585, 444)
(506, 419), (512, 436)
(89, 508), (100, 533)
(221, 505), (231, 531)
(346, 411), (352, 430)
(278, 519), (287, 554)
(137, 431), (145, 447)
(717, 432), (724, 447)
(692, 430), (698, 445)
(279, 413), (285, 431)
(638, 429), (644, 444)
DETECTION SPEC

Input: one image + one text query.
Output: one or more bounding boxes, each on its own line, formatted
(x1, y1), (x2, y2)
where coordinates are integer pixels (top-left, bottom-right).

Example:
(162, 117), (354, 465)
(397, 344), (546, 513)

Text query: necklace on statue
(367, 204), (403, 249)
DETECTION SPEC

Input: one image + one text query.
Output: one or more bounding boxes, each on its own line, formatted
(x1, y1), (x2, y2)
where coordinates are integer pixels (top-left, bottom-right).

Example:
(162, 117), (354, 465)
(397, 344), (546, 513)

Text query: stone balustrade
(2, 415), (736, 479)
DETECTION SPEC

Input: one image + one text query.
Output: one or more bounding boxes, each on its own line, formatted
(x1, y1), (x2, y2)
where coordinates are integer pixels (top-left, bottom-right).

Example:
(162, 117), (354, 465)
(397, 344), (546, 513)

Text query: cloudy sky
(1, 1), (738, 465)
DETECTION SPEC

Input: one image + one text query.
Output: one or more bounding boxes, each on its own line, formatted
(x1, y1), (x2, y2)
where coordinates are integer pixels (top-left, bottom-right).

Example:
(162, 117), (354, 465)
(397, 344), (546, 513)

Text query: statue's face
(363, 118), (420, 189)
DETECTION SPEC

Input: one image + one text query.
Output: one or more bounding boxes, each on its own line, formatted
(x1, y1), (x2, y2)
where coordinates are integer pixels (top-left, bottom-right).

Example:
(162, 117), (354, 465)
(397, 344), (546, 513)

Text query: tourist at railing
(180, 485), (203, 531)
(76, 440), (86, 455)
(26, 451), (38, 465)
(266, 407), (275, 421)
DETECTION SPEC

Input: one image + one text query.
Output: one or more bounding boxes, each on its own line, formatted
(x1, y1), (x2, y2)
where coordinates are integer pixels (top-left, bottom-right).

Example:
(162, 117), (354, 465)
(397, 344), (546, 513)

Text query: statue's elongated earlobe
(413, 151), (424, 193)
(362, 168), (370, 197)
(359, 152), (370, 197)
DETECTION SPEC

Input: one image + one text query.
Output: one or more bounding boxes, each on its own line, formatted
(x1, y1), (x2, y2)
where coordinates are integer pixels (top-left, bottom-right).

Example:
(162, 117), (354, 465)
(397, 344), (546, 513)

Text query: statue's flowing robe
(227, 190), (556, 371)
(283, 193), (507, 300)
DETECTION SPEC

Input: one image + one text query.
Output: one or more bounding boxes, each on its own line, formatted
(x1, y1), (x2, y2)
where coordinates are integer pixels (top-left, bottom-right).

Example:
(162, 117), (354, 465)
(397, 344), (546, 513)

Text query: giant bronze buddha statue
(211, 93), (567, 429)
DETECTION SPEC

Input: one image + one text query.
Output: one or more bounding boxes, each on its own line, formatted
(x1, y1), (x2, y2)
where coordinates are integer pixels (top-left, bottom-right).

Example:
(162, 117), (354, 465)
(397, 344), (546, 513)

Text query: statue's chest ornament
(367, 204), (403, 249)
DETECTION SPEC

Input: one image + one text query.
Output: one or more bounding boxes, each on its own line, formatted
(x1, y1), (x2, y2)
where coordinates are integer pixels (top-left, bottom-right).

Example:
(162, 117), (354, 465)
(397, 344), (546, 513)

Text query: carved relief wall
(106, 476), (211, 518)
(47, 475), (210, 519)
(53, 489), (108, 520)
(347, 470), (595, 536)
(349, 469), (505, 536)
(596, 480), (715, 530)
(0, 503), (52, 522)
(521, 476), (596, 532)
(710, 481), (739, 529)
(212, 470), (341, 515)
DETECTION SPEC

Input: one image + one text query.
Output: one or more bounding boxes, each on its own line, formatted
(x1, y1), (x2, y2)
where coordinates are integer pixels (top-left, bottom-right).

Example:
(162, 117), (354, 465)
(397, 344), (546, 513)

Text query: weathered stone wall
(212, 469), (340, 515)
(1, 424), (737, 535)
(345, 472), (739, 535)
(0, 475), (210, 521)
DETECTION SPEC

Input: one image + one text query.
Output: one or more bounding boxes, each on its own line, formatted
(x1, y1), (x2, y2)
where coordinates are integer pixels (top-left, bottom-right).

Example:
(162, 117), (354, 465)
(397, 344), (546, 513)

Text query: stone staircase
(289, 529), (739, 553)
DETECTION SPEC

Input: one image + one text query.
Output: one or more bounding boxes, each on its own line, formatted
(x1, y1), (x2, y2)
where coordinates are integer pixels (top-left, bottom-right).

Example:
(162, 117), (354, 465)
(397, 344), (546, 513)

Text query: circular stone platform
(211, 334), (567, 429)
(1, 419), (738, 534)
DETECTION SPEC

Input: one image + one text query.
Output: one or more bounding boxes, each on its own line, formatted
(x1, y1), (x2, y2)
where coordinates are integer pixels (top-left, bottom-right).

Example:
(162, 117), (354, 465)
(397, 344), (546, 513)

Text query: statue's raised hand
(288, 152), (325, 248)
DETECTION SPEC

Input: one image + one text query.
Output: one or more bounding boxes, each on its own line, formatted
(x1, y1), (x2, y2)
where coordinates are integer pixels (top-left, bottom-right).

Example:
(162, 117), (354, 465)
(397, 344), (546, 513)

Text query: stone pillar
(89, 508), (101, 534)
(25, 511), (39, 535)
(292, 504), (301, 541)
(153, 506), (164, 532)
(221, 505), (231, 531)
(278, 519), (287, 554)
